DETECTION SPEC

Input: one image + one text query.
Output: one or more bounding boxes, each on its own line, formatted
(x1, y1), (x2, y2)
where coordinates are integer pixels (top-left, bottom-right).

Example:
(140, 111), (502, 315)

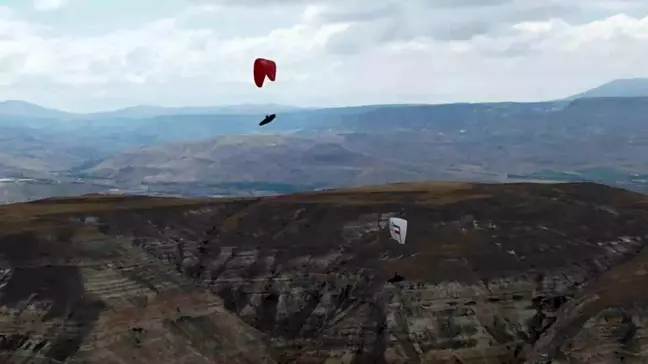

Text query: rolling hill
(0, 79), (646, 202)
(78, 134), (435, 190)
(67, 97), (648, 196)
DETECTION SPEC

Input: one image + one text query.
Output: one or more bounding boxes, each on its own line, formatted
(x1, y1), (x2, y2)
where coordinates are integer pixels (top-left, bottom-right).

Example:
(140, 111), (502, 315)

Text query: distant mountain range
(1, 77), (648, 119)
(567, 78), (648, 99)
(0, 78), (647, 202)
(76, 96), (648, 193)
(0, 101), (305, 120)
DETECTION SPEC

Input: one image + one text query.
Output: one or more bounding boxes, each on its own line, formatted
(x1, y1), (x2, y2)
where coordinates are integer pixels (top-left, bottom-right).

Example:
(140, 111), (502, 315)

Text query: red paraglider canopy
(253, 58), (276, 88)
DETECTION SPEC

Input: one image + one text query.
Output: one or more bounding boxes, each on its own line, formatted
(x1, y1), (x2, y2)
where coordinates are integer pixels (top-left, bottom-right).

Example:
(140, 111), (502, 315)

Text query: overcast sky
(0, 0), (647, 111)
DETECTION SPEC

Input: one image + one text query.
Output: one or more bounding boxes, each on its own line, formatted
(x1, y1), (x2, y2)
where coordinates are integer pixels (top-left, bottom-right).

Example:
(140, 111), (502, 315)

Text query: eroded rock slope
(0, 182), (647, 363)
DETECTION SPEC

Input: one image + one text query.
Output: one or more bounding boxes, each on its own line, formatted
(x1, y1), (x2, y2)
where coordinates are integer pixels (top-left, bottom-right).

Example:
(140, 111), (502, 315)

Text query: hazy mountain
(73, 97), (648, 195)
(42, 102), (565, 146)
(87, 103), (304, 119)
(0, 76), (646, 121)
(0, 100), (301, 121)
(0, 88), (647, 201)
(0, 100), (73, 119)
(569, 78), (648, 99)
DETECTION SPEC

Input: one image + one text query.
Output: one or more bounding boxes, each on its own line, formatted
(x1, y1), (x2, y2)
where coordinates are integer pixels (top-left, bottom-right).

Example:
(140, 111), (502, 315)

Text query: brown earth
(0, 182), (647, 363)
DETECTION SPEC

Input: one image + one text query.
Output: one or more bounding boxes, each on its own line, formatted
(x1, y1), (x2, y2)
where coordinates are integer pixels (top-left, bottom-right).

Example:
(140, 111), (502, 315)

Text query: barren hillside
(0, 182), (647, 363)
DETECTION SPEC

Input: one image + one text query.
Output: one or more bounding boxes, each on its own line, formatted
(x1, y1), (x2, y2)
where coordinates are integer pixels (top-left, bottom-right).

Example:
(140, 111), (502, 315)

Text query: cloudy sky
(0, 0), (647, 112)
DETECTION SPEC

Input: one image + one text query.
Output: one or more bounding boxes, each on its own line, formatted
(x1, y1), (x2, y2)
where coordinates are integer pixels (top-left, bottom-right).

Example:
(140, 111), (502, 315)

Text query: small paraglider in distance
(388, 217), (407, 244)
(253, 57), (277, 127)
(259, 113), (276, 126)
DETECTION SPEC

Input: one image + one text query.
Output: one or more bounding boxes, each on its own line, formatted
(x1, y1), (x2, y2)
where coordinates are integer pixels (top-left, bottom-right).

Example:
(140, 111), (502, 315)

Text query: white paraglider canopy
(388, 217), (407, 244)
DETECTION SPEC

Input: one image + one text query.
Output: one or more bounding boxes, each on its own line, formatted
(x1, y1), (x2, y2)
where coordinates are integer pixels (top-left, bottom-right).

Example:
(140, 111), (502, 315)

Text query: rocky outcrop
(0, 202), (272, 363)
(0, 182), (647, 363)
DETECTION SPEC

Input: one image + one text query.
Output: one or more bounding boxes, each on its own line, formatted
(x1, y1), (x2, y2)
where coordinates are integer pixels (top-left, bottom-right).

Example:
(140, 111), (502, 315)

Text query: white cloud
(0, 1), (648, 111)
(33, 0), (67, 12)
